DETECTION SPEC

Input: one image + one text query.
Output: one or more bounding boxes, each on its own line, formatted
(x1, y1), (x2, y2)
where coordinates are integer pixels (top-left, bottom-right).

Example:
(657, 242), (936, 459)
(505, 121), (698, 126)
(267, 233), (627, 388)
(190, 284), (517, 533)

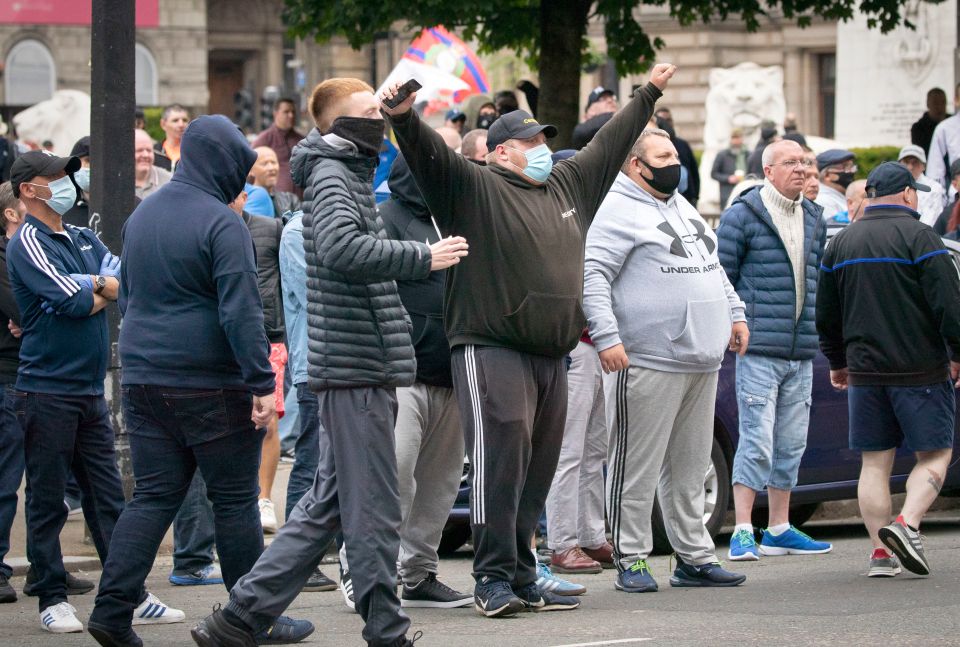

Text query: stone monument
(13, 90), (92, 157)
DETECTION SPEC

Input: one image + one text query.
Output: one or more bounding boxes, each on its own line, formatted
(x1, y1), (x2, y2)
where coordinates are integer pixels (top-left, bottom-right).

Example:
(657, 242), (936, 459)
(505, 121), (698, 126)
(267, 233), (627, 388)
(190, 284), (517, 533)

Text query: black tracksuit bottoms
(451, 344), (568, 587)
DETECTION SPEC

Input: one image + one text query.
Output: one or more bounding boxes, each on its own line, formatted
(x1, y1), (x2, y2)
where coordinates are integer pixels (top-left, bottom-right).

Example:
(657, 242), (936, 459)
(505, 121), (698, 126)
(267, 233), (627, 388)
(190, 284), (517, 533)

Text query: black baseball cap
(485, 110), (558, 152)
(10, 150), (81, 198)
(70, 135), (91, 159)
(865, 161), (930, 197)
(445, 109), (466, 123)
(586, 86), (616, 109)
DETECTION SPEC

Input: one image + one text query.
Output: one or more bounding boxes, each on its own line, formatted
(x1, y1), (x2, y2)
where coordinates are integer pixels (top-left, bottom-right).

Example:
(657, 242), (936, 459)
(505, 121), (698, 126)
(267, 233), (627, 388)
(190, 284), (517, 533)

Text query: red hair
(308, 78), (374, 132)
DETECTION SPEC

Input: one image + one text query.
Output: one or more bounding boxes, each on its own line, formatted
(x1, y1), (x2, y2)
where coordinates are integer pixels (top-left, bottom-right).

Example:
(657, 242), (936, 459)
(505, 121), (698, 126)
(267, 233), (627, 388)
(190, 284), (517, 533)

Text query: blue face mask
(73, 168), (91, 193)
(519, 144), (553, 183)
(29, 175), (78, 216)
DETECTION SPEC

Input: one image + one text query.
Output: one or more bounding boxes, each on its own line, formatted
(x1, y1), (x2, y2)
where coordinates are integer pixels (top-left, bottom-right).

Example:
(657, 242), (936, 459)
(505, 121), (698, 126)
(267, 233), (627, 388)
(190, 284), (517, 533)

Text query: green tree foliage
(283, 0), (939, 148)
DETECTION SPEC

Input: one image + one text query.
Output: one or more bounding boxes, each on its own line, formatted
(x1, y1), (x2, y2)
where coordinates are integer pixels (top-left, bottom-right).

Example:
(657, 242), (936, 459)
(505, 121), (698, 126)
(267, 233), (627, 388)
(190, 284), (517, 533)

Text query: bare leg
(258, 415), (280, 502)
(767, 487), (791, 527)
(858, 449), (896, 549)
(733, 484), (757, 526)
(899, 448), (952, 528)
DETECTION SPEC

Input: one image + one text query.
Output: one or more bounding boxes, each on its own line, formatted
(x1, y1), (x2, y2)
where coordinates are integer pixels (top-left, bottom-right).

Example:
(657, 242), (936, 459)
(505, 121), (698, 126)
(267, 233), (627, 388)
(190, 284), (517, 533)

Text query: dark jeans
(0, 383), (22, 579)
(89, 386), (264, 631)
(10, 390), (126, 611)
(171, 470), (216, 575)
(285, 383), (320, 520)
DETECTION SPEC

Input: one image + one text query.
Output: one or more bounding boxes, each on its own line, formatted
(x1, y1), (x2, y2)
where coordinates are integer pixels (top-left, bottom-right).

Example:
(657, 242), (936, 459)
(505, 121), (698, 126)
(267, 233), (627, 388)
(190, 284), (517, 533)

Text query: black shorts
(848, 381), (956, 452)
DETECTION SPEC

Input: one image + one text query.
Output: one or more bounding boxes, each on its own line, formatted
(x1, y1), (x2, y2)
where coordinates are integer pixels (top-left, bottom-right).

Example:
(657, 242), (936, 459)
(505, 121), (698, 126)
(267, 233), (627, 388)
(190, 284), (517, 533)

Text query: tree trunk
(537, 0), (590, 150)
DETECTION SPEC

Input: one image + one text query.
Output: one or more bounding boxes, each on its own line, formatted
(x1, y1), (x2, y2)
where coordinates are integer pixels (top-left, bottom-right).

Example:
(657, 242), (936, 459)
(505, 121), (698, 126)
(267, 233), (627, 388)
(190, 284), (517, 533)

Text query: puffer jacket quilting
(292, 129), (432, 389)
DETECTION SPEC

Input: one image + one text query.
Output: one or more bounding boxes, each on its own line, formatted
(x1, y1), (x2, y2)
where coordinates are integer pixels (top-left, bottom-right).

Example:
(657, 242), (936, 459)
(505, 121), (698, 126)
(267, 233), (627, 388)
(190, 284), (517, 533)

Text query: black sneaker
(302, 568), (337, 592)
(191, 606), (257, 647)
(669, 556), (746, 588)
(24, 568), (95, 596)
(339, 568), (356, 611)
(0, 573), (15, 603)
(513, 581), (580, 612)
(387, 631), (423, 647)
(254, 615), (315, 645)
(473, 576), (525, 618)
(879, 521), (930, 575)
(88, 623), (143, 647)
(401, 573), (472, 608)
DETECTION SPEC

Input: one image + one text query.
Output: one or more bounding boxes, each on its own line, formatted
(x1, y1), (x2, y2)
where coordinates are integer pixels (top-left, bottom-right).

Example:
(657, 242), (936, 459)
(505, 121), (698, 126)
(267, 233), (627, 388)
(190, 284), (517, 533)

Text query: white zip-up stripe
(21, 224), (80, 296)
(465, 345), (485, 524)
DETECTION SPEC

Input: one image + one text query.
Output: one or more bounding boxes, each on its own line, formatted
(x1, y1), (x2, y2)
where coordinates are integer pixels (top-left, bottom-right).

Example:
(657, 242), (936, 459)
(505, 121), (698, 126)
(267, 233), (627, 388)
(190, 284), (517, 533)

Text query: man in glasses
(815, 149), (858, 220)
(716, 139), (832, 562)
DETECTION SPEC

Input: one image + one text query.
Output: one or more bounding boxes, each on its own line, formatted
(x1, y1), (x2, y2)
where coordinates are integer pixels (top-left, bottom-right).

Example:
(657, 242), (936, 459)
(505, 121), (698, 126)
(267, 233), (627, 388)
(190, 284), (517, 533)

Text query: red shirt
(253, 125), (305, 195)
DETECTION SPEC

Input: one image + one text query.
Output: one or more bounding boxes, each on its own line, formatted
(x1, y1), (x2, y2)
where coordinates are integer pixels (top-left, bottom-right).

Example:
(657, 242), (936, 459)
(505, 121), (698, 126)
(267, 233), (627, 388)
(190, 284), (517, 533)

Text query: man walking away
(817, 162), (960, 577)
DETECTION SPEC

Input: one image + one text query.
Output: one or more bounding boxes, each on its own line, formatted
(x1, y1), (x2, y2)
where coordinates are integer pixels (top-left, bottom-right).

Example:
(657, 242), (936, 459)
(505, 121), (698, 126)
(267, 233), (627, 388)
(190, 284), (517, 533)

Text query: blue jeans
(171, 470), (216, 575)
(285, 383), (320, 520)
(732, 355), (813, 491)
(10, 390), (126, 611)
(89, 386), (264, 631)
(278, 366), (300, 454)
(0, 383), (23, 579)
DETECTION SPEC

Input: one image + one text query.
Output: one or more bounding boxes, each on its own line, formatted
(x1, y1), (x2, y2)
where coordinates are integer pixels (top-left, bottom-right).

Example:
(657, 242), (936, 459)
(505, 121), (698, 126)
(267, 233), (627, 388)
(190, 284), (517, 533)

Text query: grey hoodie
(583, 172), (745, 373)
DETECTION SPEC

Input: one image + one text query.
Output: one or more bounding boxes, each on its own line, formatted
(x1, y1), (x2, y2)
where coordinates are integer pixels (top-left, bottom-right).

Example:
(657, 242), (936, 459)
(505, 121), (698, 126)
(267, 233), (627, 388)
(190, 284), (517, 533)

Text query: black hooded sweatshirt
(379, 156), (452, 387)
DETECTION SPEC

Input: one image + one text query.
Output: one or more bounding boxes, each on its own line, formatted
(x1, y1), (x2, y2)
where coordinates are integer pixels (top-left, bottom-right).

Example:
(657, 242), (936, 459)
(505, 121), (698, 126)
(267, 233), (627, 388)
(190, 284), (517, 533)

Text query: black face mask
(329, 116), (385, 158)
(833, 171), (856, 190)
(640, 160), (682, 194)
(477, 112), (497, 130)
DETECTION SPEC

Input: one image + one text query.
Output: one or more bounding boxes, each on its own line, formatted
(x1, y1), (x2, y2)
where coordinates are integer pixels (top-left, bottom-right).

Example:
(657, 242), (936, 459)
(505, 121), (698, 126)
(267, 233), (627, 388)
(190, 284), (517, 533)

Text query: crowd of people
(0, 63), (956, 647)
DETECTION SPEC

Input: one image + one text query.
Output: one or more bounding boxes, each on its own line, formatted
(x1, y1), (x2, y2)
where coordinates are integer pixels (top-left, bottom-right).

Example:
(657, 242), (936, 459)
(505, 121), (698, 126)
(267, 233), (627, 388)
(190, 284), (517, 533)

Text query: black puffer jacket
(379, 156), (452, 387)
(272, 190), (301, 219)
(291, 129), (432, 389)
(241, 211), (285, 343)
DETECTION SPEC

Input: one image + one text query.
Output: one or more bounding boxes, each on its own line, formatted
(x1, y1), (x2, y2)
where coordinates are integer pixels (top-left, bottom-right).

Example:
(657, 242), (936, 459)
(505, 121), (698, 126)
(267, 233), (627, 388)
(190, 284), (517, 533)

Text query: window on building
(818, 53), (836, 139)
(4, 39), (56, 105)
(135, 43), (159, 106)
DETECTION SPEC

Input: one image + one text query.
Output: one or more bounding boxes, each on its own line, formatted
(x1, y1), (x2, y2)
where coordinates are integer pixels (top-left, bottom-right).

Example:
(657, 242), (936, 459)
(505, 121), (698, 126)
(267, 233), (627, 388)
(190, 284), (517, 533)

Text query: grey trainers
(867, 551), (902, 577)
(879, 521), (929, 575)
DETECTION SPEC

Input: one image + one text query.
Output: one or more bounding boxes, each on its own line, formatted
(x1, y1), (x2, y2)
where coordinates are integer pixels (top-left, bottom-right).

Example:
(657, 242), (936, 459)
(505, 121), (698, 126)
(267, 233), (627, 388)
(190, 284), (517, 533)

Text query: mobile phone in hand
(384, 79), (422, 109)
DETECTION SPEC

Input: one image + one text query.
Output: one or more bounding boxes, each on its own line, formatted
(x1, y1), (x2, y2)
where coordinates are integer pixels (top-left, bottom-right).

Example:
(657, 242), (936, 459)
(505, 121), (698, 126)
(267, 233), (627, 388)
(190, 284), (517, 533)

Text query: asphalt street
(3, 515), (959, 647)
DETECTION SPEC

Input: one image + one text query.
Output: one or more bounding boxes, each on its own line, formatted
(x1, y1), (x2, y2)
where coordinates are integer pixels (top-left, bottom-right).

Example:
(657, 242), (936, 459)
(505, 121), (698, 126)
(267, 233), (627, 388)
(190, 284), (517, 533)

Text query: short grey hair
(0, 182), (16, 213)
(762, 140), (802, 169)
(622, 128), (671, 172)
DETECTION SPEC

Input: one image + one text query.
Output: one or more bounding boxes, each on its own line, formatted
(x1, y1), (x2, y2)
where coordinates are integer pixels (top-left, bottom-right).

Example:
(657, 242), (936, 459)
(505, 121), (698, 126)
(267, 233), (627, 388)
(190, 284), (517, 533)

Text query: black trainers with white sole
(401, 573), (472, 608)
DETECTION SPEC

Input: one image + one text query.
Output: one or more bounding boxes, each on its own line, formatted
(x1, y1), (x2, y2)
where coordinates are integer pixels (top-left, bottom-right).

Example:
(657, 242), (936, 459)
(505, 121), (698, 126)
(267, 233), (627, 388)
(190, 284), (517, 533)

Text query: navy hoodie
(118, 115), (275, 396)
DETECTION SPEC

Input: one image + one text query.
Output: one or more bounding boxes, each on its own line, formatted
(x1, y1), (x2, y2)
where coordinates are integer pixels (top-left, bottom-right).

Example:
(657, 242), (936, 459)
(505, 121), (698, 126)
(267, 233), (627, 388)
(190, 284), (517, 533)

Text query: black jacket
(0, 235), (21, 382)
(153, 141), (173, 171)
(379, 157), (452, 387)
(291, 129), (432, 389)
(711, 148), (744, 209)
(571, 112), (614, 150)
(272, 190), (301, 219)
(911, 111), (948, 157)
(817, 204), (960, 386)
(242, 211), (285, 343)
(933, 193), (958, 235)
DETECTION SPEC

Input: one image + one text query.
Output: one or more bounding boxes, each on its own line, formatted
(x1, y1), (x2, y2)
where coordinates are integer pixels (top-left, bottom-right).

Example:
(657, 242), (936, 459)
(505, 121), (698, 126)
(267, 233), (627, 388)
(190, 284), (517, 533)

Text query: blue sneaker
(473, 577), (525, 618)
(759, 526), (832, 556)
(254, 615), (315, 645)
(536, 562), (586, 596)
(728, 528), (760, 561)
(169, 564), (224, 586)
(615, 559), (658, 593)
(669, 557), (746, 587)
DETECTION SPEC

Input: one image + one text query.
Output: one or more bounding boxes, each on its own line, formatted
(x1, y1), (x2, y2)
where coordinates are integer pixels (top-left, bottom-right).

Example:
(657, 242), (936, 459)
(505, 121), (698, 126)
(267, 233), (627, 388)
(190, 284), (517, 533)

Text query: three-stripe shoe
(339, 568), (356, 612)
(473, 577), (525, 618)
(512, 582), (580, 612)
(132, 592), (185, 625)
(868, 549), (902, 578)
(879, 520), (930, 575)
(759, 526), (832, 556)
(40, 602), (83, 633)
(536, 562), (586, 596)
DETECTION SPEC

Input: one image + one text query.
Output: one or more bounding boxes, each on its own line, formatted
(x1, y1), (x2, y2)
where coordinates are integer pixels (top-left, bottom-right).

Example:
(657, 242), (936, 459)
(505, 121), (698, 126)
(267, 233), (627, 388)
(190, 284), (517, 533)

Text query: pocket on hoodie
(502, 292), (585, 353)
(669, 298), (732, 366)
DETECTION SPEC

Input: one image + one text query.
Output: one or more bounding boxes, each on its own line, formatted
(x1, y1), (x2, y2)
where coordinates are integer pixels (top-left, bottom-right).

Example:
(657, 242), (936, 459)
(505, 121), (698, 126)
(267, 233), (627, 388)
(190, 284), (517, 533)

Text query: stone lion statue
(13, 90), (91, 156)
(698, 63), (786, 215)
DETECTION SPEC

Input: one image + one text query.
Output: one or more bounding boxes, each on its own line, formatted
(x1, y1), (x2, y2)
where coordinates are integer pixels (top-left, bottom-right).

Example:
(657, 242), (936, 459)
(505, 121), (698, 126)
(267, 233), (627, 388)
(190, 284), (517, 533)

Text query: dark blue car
(439, 233), (960, 555)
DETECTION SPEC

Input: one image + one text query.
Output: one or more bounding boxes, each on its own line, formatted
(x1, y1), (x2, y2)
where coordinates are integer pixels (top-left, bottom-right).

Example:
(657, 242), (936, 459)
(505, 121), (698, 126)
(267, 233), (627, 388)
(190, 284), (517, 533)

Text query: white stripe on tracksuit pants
(451, 344), (568, 586)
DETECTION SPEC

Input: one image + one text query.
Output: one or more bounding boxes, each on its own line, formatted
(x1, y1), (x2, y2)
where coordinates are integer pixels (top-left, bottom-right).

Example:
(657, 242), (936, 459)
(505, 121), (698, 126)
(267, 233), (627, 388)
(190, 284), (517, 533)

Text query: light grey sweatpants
(545, 342), (608, 552)
(604, 366), (718, 570)
(395, 383), (464, 582)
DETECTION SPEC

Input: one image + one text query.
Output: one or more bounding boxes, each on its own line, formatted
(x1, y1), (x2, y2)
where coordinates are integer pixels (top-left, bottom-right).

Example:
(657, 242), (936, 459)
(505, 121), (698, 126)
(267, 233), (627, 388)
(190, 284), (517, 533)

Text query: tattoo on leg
(926, 469), (943, 494)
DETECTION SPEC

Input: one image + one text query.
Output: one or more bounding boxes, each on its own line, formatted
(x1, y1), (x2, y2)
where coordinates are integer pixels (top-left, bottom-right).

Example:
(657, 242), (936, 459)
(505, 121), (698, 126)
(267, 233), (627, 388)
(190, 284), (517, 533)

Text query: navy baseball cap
(586, 86), (616, 109)
(445, 109), (466, 123)
(485, 110), (558, 152)
(9, 150), (81, 198)
(865, 161), (930, 196)
(816, 149), (855, 169)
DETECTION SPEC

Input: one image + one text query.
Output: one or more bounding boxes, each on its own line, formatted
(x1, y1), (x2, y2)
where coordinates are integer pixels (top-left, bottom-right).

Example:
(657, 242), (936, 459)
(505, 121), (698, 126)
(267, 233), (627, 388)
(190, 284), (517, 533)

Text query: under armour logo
(657, 220), (716, 258)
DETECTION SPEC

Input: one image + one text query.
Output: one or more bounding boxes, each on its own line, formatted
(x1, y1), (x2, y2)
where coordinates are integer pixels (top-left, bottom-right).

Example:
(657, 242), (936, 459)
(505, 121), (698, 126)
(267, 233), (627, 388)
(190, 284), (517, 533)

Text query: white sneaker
(40, 602), (83, 633)
(259, 498), (278, 533)
(132, 592), (185, 625)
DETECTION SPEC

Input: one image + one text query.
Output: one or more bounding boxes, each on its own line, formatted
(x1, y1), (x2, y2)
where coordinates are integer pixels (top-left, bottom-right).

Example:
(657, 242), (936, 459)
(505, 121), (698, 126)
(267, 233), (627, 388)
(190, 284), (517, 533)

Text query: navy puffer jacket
(716, 186), (826, 360)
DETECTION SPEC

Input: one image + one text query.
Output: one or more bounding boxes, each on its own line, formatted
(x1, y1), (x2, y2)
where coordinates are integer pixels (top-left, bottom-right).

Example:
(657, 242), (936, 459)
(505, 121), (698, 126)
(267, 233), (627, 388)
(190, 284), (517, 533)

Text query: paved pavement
(3, 513), (959, 646)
